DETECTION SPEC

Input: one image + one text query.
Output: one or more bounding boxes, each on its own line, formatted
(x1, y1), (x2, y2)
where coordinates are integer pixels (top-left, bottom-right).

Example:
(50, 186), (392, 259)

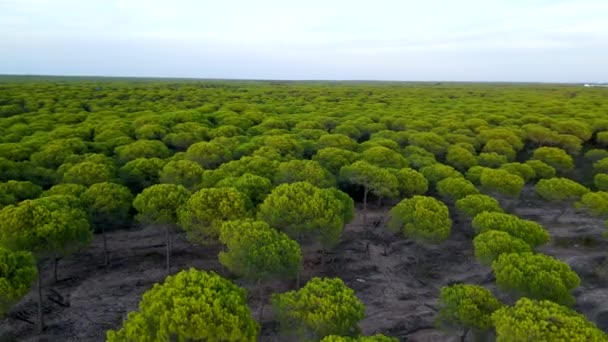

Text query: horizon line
(0, 73), (593, 85)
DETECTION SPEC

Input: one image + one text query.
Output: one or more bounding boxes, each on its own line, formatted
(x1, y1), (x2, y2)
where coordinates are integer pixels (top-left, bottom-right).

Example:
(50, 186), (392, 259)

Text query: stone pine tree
(492, 298), (607, 341)
(437, 284), (503, 341)
(272, 277), (365, 340)
(535, 177), (589, 221)
(81, 182), (133, 265)
(389, 195), (452, 244)
(219, 219), (302, 317)
(107, 268), (259, 341)
(132, 184), (191, 273)
(339, 161), (398, 224)
(0, 247), (37, 316)
(0, 195), (92, 332)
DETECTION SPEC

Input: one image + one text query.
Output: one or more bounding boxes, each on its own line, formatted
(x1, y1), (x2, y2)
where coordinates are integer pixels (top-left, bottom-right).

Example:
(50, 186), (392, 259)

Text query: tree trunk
(52, 256), (58, 283)
(165, 226), (171, 275)
(460, 327), (469, 342)
(363, 188), (369, 225)
(102, 226), (109, 266)
(377, 196), (382, 208)
(296, 270), (301, 289)
(258, 279), (265, 319)
(37, 263), (44, 333)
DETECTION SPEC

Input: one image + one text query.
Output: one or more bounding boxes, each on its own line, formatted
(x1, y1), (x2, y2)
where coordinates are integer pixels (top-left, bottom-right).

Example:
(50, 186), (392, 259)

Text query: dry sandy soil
(1, 188), (607, 341)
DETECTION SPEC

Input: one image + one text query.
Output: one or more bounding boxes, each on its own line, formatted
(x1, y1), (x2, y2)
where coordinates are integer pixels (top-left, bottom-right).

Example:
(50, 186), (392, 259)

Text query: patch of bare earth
(2, 189), (607, 341)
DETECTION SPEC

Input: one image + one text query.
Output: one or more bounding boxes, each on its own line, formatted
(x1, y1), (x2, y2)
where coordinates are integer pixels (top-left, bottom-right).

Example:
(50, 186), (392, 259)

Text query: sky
(0, 0), (607, 82)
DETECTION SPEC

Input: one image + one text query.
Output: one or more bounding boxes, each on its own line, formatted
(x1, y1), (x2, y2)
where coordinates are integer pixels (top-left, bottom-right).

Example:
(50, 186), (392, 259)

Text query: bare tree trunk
(258, 279), (265, 319)
(460, 328), (469, 342)
(37, 263), (44, 333)
(52, 256), (58, 283)
(165, 226), (171, 275)
(363, 188), (369, 225)
(102, 226), (109, 266)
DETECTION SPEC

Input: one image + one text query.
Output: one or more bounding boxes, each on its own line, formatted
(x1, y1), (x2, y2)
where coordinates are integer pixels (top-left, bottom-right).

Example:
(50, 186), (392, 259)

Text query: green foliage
(219, 220), (301, 280)
(420, 163), (462, 185)
(216, 173), (273, 206)
(272, 277), (365, 340)
(595, 157), (608, 174)
(500, 162), (536, 183)
(445, 146), (478, 171)
(492, 297), (607, 342)
(0, 247), (37, 315)
(132, 184), (191, 225)
(0, 195), (92, 259)
(482, 139), (516, 161)
(114, 139), (171, 164)
(82, 182), (132, 232)
(106, 268), (259, 342)
(258, 182), (346, 247)
(361, 146), (408, 169)
(159, 159), (204, 190)
(41, 183), (87, 198)
(408, 132), (449, 156)
(480, 168), (525, 198)
(492, 252), (580, 306)
(535, 177), (589, 202)
(312, 147), (359, 175)
(389, 195), (452, 243)
(595, 174), (608, 191)
(585, 149), (608, 163)
(326, 188), (355, 224)
(477, 152), (508, 168)
(576, 191), (608, 217)
(0, 180), (43, 207)
(62, 161), (115, 186)
(465, 166), (490, 185)
(436, 177), (479, 201)
(473, 230), (531, 265)
(275, 159), (335, 188)
(391, 167), (429, 197)
(119, 157), (166, 192)
(437, 284), (503, 332)
(597, 131), (608, 147)
(178, 187), (251, 244)
(472, 212), (549, 247)
(186, 141), (232, 169)
(455, 194), (503, 218)
(339, 161), (399, 199)
(524, 160), (556, 180)
(532, 147), (574, 173)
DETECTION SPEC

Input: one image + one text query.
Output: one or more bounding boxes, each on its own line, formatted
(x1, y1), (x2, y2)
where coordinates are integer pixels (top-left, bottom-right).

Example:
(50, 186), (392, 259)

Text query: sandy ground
(1, 188), (607, 341)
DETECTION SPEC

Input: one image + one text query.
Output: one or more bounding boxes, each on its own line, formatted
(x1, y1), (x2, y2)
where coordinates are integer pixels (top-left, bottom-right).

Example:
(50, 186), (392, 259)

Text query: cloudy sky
(1, 0), (606, 82)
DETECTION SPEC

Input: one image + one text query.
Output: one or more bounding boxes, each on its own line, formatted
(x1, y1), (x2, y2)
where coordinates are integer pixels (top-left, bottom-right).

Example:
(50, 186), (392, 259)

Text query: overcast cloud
(0, 0), (606, 82)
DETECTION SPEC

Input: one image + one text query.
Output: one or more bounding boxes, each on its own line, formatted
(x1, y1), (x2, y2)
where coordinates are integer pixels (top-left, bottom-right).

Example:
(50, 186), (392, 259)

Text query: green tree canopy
(219, 220), (302, 280)
(595, 174), (608, 191)
(535, 177), (589, 202)
(41, 183), (87, 198)
(480, 168), (525, 198)
(445, 146), (478, 171)
(186, 141), (232, 169)
(312, 147), (359, 176)
(258, 182), (347, 247)
(107, 268), (259, 342)
(437, 284), (503, 336)
(339, 161), (398, 222)
(473, 230), (532, 265)
(0, 247), (37, 315)
(275, 159), (336, 188)
(114, 139), (172, 164)
(492, 252), (580, 306)
(524, 159), (556, 180)
(455, 194), (503, 218)
(216, 173), (273, 206)
(436, 177), (479, 202)
(178, 187), (251, 245)
(0, 180), (43, 208)
(576, 191), (608, 217)
(472, 212), (549, 247)
(390, 167), (429, 198)
(119, 157), (166, 192)
(272, 277), (365, 340)
(532, 146), (574, 173)
(361, 146), (409, 169)
(62, 161), (115, 186)
(389, 195), (452, 243)
(492, 298), (607, 342)
(159, 159), (204, 190)
(321, 334), (397, 342)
